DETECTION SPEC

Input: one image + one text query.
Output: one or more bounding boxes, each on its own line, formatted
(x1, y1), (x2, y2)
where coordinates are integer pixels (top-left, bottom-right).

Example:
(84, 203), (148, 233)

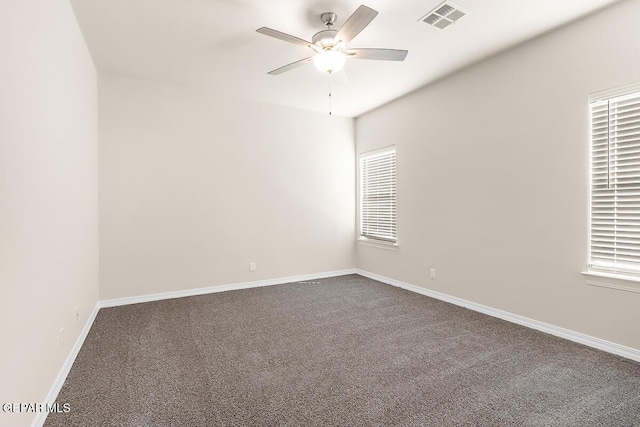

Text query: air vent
(419, 1), (467, 29)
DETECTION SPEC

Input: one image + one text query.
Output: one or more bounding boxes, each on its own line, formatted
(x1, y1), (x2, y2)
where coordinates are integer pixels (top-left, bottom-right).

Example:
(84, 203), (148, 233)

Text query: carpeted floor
(45, 274), (640, 426)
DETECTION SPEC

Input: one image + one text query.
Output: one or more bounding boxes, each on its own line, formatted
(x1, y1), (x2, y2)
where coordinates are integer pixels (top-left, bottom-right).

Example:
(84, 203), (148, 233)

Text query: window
(359, 146), (397, 244)
(589, 85), (640, 277)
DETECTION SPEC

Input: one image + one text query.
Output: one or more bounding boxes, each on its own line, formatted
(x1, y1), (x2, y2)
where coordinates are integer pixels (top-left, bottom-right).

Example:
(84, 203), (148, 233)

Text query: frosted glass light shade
(313, 50), (346, 74)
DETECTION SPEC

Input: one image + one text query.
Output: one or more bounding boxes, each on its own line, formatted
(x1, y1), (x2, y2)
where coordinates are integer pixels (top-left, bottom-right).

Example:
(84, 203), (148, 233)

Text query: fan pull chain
(328, 72), (333, 116)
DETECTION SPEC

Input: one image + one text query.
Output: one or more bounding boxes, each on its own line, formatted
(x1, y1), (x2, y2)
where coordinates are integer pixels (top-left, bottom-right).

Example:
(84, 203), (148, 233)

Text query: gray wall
(98, 74), (355, 300)
(0, 1), (99, 426)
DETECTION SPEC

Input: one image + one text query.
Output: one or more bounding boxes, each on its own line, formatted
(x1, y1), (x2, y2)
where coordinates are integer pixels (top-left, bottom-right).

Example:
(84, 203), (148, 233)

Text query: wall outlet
(249, 262), (256, 272)
(430, 268), (436, 280)
(58, 328), (64, 349)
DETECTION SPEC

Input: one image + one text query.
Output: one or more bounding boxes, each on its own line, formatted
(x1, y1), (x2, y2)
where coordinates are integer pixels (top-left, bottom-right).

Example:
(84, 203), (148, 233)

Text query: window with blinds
(360, 146), (397, 243)
(590, 87), (640, 275)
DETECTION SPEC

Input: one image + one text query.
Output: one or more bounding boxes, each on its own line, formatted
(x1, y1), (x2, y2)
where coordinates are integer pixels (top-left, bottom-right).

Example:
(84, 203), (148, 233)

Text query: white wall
(0, 1), (98, 426)
(99, 74), (355, 300)
(356, 0), (640, 351)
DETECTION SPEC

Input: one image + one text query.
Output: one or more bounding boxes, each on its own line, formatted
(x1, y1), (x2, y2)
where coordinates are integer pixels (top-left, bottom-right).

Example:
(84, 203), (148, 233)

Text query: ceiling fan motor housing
(312, 29), (339, 48)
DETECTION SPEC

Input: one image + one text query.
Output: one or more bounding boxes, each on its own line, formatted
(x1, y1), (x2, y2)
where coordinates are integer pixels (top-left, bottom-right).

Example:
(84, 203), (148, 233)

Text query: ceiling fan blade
(335, 5), (378, 45)
(256, 27), (317, 50)
(346, 48), (408, 61)
(267, 57), (314, 75)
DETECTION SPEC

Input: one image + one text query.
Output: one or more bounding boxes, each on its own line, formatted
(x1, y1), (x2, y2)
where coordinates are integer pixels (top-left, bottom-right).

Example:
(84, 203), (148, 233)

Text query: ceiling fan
(256, 5), (408, 76)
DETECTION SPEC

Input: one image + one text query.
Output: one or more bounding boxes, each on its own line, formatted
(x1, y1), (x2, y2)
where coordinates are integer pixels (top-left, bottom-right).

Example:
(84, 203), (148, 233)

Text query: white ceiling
(70, 0), (622, 117)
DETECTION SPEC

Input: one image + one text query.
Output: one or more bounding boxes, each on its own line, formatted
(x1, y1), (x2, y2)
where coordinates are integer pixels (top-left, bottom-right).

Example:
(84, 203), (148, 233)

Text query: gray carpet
(45, 274), (640, 426)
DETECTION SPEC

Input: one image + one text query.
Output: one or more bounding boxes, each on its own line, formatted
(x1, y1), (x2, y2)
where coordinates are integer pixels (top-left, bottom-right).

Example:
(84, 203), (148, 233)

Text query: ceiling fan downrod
(313, 13), (339, 48)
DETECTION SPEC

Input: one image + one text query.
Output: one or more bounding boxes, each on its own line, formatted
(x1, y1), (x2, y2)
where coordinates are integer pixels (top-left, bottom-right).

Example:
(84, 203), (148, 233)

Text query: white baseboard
(356, 269), (640, 363)
(32, 302), (101, 427)
(99, 269), (358, 308)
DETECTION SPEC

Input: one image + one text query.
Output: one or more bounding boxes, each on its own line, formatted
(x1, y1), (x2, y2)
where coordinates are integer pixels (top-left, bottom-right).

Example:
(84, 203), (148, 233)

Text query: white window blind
(360, 147), (397, 243)
(590, 89), (640, 275)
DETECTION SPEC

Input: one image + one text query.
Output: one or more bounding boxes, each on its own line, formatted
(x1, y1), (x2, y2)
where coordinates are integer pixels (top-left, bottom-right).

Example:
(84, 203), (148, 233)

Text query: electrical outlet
(430, 268), (436, 280)
(249, 262), (256, 272)
(58, 328), (64, 349)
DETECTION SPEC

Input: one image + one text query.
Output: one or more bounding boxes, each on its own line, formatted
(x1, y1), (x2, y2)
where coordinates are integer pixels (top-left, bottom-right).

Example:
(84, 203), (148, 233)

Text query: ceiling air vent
(419, 1), (467, 29)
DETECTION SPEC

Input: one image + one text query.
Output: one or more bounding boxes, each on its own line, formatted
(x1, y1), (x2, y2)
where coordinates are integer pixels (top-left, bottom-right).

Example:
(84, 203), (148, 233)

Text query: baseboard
(32, 302), (101, 427)
(356, 269), (640, 363)
(99, 269), (358, 308)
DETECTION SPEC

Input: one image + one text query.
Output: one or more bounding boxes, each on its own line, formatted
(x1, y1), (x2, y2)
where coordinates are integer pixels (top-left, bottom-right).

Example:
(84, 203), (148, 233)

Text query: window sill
(581, 270), (640, 294)
(357, 238), (398, 251)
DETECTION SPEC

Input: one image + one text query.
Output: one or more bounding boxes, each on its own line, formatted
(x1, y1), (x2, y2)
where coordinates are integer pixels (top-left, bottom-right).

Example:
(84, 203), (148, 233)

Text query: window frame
(584, 81), (640, 293)
(358, 145), (398, 249)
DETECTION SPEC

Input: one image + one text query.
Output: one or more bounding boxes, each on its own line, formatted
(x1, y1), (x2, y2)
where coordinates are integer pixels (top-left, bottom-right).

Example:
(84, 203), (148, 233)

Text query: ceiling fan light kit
(313, 50), (346, 74)
(256, 4), (408, 76)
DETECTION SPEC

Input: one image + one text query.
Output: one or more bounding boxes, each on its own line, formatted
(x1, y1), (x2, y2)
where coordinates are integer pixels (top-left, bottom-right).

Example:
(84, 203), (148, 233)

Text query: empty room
(2, 0), (640, 425)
